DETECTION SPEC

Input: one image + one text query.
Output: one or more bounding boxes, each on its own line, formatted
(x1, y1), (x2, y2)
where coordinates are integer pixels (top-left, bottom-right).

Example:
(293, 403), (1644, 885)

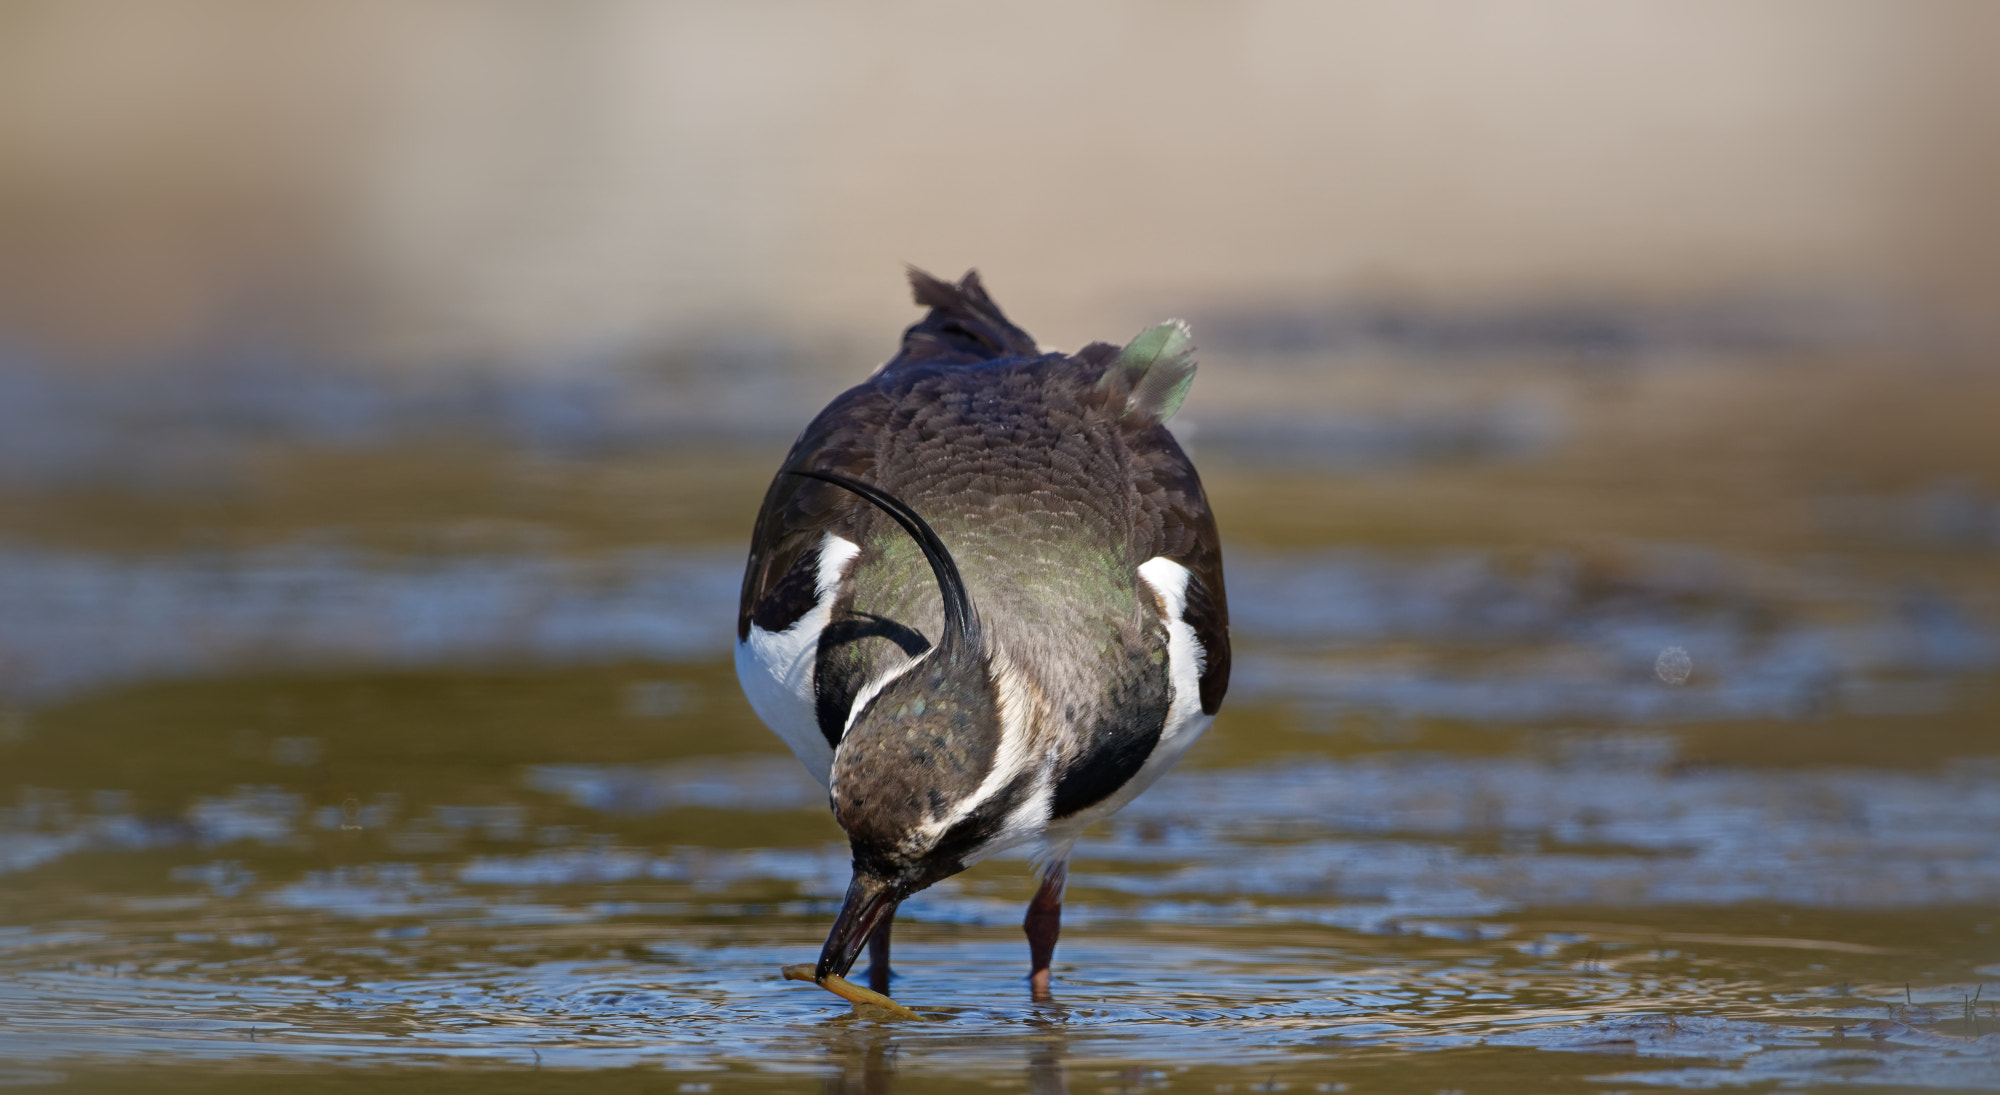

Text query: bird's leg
(1024, 859), (1068, 1001)
(864, 912), (894, 995)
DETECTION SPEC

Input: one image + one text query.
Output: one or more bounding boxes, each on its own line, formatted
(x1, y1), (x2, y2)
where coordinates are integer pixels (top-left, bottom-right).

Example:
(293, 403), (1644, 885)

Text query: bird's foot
(1029, 966), (1054, 1002)
(1024, 860), (1066, 1003)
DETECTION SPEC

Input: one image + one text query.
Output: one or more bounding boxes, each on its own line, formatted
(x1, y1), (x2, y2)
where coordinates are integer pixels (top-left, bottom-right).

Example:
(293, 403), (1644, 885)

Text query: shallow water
(4, 674), (1998, 1093)
(4, 358), (2000, 1093)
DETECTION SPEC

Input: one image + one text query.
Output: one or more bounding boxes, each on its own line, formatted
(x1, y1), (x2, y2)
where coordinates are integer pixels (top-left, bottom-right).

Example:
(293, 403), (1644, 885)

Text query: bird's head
(785, 469), (1021, 982)
(815, 640), (1010, 979)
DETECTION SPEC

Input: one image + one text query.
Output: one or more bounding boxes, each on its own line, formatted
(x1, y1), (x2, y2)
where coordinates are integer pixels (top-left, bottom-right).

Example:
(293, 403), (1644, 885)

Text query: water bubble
(1655, 646), (1693, 685)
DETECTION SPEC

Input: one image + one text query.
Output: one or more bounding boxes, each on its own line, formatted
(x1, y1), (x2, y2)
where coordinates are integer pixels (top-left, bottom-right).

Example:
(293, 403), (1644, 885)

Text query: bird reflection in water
(816, 1021), (1071, 1095)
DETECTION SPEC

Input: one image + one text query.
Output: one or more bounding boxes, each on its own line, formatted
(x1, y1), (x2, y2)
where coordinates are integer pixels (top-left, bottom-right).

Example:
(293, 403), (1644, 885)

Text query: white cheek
(839, 653), (922, 738)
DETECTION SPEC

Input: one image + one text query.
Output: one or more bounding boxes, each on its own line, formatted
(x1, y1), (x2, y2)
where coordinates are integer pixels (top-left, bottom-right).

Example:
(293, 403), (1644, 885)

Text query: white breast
(734, 533), (859, 786)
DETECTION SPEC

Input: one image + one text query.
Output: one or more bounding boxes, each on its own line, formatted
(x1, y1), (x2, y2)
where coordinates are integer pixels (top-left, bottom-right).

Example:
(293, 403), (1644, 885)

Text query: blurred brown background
(4, 0), (1996, 371)
(5, 7), (2000, 1085)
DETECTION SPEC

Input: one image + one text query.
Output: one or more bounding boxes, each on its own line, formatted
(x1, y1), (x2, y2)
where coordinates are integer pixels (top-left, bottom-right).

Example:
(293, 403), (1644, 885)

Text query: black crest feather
(784, 469), (980, 660)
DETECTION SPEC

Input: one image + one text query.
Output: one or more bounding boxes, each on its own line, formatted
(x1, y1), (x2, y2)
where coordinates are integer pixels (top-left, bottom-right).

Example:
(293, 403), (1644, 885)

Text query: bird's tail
(881, 268), (1040, 372)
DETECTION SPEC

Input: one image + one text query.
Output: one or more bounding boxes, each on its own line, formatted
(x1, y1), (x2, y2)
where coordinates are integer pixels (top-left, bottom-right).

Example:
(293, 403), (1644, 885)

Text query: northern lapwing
(736, 269), (1229, 1002)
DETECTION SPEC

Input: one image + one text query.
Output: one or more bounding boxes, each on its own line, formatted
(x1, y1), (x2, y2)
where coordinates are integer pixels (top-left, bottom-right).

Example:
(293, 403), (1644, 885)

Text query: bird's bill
(814, 871), (899, 982)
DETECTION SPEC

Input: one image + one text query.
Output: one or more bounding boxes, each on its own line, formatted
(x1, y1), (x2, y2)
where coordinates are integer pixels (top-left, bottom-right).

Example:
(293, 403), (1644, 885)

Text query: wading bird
(736, 270), (1228, 1001)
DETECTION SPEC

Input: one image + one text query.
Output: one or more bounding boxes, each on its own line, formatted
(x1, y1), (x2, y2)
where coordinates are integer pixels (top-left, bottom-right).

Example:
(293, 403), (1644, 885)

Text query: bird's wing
(736, 389), (879, 644)
(1127, 422), (1229, 715)
(735, 382), (896, 778)
(1036, 337), (1229, 825)
(1103, 326), (1230, 717)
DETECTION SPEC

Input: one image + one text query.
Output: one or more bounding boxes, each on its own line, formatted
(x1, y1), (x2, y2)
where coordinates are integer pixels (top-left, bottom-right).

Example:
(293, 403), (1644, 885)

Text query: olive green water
(3, 360), (1999, 1093)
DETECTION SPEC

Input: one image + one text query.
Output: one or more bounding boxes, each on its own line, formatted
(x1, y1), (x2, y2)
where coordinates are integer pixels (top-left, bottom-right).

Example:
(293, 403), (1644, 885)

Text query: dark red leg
(1024, 859), (1067, 1001)
(865, 911), (894, 995)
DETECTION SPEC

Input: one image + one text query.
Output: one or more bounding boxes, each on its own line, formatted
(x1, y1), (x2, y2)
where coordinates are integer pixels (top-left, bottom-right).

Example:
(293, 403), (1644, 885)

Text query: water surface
(4, 357), (1999, 1093)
